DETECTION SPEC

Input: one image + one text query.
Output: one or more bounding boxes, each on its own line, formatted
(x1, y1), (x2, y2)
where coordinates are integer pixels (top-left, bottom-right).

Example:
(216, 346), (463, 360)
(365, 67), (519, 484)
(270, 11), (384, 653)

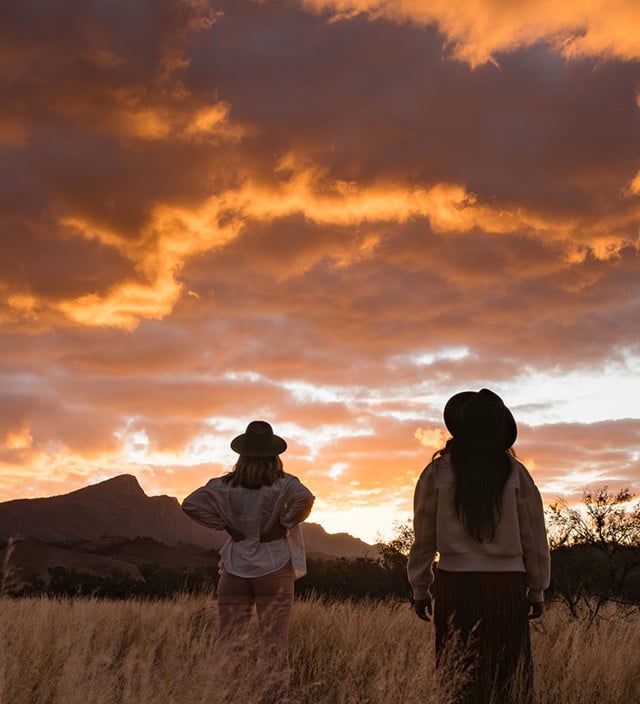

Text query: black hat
(230, 420), (287, 457)
(443, 388), (517, 451)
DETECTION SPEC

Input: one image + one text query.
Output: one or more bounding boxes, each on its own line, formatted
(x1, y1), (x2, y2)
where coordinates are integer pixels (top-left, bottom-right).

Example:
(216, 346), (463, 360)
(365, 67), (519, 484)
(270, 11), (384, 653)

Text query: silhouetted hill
(302, 523), (372, 559)
(0, 475), (371, 558)
(0, 475), (219, 548)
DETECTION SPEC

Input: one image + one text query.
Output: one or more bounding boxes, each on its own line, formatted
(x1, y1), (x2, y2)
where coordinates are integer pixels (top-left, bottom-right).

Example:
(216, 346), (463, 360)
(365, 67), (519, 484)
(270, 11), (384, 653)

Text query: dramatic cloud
(302, 0), (640, 64)
(0, 0), (638, 541)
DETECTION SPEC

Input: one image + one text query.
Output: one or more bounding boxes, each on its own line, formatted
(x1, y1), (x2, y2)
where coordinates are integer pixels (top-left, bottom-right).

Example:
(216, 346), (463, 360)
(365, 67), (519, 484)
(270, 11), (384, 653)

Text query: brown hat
(230, 420), (287, 457)
(443, 388), (517, 451)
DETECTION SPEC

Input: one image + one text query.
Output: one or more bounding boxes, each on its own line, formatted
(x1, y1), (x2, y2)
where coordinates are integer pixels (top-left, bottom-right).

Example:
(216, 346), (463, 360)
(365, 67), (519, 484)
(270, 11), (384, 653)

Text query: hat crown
(463, 389), (505, 430)
(230, 420), (287, 457)
(444, 388), (517, 450)
(245, 420), (273, 437)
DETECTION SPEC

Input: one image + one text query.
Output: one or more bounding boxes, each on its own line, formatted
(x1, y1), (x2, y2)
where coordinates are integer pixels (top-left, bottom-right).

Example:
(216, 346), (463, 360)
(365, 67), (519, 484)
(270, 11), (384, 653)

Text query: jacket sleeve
(181, 482), (227, 531)
(280, 478), (315, 528)
(516, 464), (551, 603)
(407, 464), (438, 600)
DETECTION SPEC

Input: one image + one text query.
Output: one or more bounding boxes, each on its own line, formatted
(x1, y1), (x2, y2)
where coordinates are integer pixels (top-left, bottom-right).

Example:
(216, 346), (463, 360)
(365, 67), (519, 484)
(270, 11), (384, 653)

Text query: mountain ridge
(0, 474), (372, 558)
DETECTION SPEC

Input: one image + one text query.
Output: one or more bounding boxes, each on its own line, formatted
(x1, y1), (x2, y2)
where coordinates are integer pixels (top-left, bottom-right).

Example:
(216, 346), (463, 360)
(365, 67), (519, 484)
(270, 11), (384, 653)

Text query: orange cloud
(48, 164), (638, 330)
(302, 0), (640, 65)
(4, 426), (33, 451)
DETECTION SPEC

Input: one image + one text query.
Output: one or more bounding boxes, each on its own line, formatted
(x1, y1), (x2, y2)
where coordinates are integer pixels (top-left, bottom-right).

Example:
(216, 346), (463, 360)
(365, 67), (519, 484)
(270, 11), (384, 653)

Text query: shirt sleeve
(407, 463), (438, 600)
(280, 478), (315, 528)
(181, 481), (227, 531)
(516, 464), (551, 603)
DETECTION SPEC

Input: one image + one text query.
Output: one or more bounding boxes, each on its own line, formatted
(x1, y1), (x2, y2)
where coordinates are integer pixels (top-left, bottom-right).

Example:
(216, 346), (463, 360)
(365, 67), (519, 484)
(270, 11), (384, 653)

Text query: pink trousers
(216, 561), (294, 687)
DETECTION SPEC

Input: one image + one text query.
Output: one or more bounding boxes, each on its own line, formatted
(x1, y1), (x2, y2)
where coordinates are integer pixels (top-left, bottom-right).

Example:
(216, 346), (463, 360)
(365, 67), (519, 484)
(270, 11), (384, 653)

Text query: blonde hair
(222, 455), (284, 489)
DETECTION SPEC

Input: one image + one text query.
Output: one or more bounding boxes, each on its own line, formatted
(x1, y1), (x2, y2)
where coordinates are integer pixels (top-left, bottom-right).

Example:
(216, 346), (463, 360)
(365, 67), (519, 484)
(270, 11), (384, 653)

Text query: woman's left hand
(412, 597), (433, 622)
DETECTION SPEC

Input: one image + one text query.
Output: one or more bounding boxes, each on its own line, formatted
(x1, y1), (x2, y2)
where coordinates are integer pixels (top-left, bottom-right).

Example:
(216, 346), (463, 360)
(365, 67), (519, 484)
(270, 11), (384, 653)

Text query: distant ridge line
(0, 474), (372, 558)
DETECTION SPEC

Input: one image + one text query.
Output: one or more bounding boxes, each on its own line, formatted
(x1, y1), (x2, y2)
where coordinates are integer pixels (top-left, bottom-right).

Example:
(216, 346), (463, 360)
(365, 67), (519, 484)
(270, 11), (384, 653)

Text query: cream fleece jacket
(407, 454), (550, 603)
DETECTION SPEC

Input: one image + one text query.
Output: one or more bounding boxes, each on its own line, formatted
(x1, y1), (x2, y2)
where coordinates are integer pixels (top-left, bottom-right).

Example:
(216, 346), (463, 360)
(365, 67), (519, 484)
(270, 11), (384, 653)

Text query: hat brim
(230, 434), (287, 457)
(443, 390), (517, 450)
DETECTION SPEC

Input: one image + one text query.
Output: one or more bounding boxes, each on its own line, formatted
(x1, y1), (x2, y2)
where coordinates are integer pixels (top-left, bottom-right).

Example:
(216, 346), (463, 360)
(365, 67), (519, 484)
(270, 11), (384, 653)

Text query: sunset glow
(1, 0), (639, 543)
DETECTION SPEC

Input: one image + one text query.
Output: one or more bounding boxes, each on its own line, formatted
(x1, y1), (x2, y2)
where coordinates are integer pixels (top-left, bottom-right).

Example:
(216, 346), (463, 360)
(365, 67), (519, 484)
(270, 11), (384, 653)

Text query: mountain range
(0, 474), (372, 559)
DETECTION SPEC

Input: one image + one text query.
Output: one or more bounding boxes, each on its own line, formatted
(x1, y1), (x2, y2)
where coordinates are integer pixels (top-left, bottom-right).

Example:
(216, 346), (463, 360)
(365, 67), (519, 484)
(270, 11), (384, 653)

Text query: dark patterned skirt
(434, 569), (533, 704)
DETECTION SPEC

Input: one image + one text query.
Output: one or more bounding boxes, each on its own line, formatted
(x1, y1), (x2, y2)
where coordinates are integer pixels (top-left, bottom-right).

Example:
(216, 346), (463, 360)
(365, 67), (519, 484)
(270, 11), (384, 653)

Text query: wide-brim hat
(230, 420), (287, 457)
(443, 388), (517, 451)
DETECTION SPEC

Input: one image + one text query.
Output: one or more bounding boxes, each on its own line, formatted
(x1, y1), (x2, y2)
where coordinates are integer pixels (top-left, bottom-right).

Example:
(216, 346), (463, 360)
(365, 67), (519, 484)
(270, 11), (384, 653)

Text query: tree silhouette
(547, 487), (640, 618)
(374, 520), (413, 598)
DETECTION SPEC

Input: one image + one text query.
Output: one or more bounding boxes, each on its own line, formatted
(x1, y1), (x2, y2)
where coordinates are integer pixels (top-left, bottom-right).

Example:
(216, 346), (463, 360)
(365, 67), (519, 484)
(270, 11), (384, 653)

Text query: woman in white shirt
(182, 420), (314, 691)
(407, 389), (550, 704)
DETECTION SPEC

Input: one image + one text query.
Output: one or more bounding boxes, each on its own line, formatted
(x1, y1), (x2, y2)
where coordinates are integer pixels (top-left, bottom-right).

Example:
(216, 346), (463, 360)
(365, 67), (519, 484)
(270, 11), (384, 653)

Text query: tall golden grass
(0, 594), (638, 704)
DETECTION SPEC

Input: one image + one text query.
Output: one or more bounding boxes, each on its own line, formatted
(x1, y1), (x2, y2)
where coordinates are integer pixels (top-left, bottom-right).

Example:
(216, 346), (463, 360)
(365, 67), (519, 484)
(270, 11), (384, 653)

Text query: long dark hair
(433, 439), (513, 542)
(222, 455), (284, 489)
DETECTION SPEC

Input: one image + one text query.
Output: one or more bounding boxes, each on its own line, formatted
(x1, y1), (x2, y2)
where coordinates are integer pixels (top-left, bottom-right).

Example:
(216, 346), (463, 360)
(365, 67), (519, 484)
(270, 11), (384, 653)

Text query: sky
(1, 0), (639, 543)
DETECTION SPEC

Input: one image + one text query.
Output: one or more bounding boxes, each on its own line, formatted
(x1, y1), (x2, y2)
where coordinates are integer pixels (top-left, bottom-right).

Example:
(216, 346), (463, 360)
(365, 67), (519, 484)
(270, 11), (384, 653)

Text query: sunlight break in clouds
(56, 200), (242, 329)
(48, 179), (494, 329)
(54, 167), (635, 330)
(4, 426), (33, 451)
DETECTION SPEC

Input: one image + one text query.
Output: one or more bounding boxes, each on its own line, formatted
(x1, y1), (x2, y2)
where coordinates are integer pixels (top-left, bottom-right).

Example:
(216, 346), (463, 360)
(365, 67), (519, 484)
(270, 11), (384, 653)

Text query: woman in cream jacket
(408, 389), (550, 704)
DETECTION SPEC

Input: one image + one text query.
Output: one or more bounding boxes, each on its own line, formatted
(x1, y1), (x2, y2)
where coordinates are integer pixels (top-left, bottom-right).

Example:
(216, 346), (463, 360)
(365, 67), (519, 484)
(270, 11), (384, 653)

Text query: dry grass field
(0, 594), (638, 704)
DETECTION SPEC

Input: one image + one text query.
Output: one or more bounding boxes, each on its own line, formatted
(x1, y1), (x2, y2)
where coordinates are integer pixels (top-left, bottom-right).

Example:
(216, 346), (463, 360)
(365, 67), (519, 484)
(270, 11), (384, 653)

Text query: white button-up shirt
(182, 473), (315, 579)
